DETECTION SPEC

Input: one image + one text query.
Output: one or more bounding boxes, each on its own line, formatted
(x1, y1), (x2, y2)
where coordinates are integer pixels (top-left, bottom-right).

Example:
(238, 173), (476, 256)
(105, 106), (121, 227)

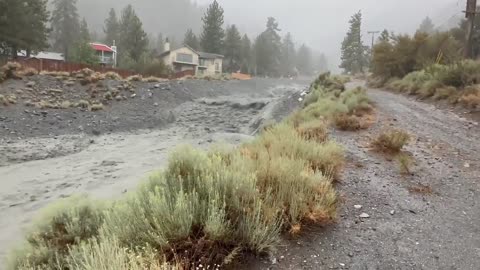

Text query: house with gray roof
(159, 41), (223, 77)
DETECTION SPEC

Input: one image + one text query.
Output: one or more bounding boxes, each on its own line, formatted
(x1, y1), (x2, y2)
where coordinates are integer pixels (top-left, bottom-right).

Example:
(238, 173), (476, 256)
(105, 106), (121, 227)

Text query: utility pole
(464, 0), (477, 58)
(368, 31), (380, 50)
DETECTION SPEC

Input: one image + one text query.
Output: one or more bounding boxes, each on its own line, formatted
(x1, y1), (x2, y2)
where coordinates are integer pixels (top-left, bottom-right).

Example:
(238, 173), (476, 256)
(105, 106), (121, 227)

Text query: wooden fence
(16, 58), (136, 78)
(2, 57), (198, 79)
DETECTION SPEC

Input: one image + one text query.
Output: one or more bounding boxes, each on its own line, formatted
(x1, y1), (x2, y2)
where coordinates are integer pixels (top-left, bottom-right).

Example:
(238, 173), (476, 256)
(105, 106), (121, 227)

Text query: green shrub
(101, 146), (281, 267)
(67, 237), (177, 270)
(418, 80), (443, 99)
(433, 86), (457, 100)
(7, 196), (106, 270)
(340, 87), (371, 113)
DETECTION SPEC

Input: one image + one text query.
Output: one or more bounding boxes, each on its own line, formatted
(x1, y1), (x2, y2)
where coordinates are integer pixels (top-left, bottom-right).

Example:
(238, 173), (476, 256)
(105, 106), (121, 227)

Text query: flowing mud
(0, 78), (308, 266)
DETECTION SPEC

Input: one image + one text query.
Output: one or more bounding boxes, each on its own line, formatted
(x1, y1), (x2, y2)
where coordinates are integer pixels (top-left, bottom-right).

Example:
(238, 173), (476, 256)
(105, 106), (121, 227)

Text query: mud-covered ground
(243, 83), (480, 270)
(1, 78), (479, 269)
(0, 77), (308, 266)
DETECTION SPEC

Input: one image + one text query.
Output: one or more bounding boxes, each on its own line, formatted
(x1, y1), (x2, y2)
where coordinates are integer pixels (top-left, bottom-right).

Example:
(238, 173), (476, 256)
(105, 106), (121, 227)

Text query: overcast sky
(194, 0), (465, 70)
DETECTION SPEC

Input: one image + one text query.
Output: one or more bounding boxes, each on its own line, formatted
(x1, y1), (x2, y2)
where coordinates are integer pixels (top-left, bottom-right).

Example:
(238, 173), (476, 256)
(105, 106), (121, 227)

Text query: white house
(159, 41), (223, 76)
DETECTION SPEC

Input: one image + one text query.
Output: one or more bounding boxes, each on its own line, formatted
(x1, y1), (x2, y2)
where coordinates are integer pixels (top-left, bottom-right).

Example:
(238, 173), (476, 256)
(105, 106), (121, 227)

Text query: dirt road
(0, 78), (308, 267)
(245, 85), (480, 270)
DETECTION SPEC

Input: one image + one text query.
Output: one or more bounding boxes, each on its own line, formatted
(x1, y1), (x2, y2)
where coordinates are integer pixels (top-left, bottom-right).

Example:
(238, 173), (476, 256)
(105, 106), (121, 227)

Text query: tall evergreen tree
(104, 8), (119, 46)
(340, 11), (368, 74)
(379, 29), (390, 42)
(418, 17), (435, 34)
(239, 34), (252, 74)
(255, 17), (282, 76)
(69, 18), (97, 64)
(184, 29), (200, 50)
(51, 0), (80, 60)
(0, 0), (50, 57)
(280, 33), (296, 76)
(156, 33), (165, 53)
(200, 0), (225, 54)
(118, 4), (148, 64)
(224, 25), (242, 72)
(315, 53), (329, 73)
(296, 44), (313, 75)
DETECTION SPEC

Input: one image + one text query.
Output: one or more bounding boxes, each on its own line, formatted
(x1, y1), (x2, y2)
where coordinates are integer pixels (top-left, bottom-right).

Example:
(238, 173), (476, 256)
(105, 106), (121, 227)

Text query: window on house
(199, 59), (206, 66)
(215, 62), (220, 71)
(176, 53), (193, 63)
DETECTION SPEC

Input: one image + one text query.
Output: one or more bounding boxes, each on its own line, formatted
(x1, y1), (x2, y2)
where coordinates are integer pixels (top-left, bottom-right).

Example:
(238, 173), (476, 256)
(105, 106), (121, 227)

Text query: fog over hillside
(74, 0), (465, 71)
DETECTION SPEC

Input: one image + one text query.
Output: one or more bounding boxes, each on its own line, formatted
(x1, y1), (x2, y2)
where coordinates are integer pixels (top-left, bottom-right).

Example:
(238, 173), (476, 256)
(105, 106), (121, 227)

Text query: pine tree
(239, 34), (252, 74)
(51, 0), (80, 60)
(104, 8), (119, 46)
(379, 29), (390, 42)
(69, 18), (97, 64)
(200, 0), (225, 54)
(118, 4), (148, 64)
(0, 0), (50, 57)
(280, 33), (296, 76)
(340, 11), (369, 74)
(418, 17), (435, 34)
(315, 53), (329, 73)
(156, 33), (165, 53)
(296, 44), (313, 75)
(224, 25), (242, 72)
(184, 29), (200, 50)
(255, 17), (282, 76)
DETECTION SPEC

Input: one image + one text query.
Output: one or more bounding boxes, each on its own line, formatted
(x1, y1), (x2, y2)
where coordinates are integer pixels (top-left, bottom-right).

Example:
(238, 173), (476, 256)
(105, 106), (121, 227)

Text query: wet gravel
(243, 84), (480, 270)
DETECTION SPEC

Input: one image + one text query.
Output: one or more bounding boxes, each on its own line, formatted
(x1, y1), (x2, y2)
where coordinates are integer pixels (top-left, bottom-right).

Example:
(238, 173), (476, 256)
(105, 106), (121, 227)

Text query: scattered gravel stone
(359, 213), (370, 218)
(354, 205), (362, 209)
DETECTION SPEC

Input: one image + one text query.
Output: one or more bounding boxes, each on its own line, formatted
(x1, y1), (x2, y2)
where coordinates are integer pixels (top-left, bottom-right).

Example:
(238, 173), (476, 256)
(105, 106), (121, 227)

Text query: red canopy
(90, 43), (113, 52)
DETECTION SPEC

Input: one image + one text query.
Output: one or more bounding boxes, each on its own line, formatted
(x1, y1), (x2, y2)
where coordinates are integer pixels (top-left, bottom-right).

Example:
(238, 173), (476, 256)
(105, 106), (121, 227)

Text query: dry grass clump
(334, 114), (361, 131)
(142, 76), (165, 82)
(408, 184), (433, 195)
(0, 94), (8, 106)
(18, 67), (38, 77)
(397, 153), (413, 175)
(459, 85), (480, 108)
(40, 70), (70, 77)
(1, 62), (22, 81)
(104, 71), (122, 80)
(90, 103), (104, 111)
(127, 75), (143, 82)
(372, 129), (410, 153)
(296, 120), (328, 143)
(76, 100), (90, 109)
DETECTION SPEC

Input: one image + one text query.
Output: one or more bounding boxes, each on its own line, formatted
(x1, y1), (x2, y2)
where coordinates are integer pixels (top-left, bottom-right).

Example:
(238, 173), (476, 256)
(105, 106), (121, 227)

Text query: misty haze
(1, 0), (480, 269)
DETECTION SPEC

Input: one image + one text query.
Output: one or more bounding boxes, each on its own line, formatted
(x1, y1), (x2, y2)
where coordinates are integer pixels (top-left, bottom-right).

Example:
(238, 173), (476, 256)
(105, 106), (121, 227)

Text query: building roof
(198, 52), (224, 59)
(17, 50), (65, 61)
(90, 43), (114, 52)
(158, 44), (224, 59)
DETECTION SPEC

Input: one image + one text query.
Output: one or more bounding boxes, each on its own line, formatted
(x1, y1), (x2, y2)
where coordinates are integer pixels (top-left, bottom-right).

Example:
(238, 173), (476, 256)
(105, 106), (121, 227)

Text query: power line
(367, 31), (380, 49)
